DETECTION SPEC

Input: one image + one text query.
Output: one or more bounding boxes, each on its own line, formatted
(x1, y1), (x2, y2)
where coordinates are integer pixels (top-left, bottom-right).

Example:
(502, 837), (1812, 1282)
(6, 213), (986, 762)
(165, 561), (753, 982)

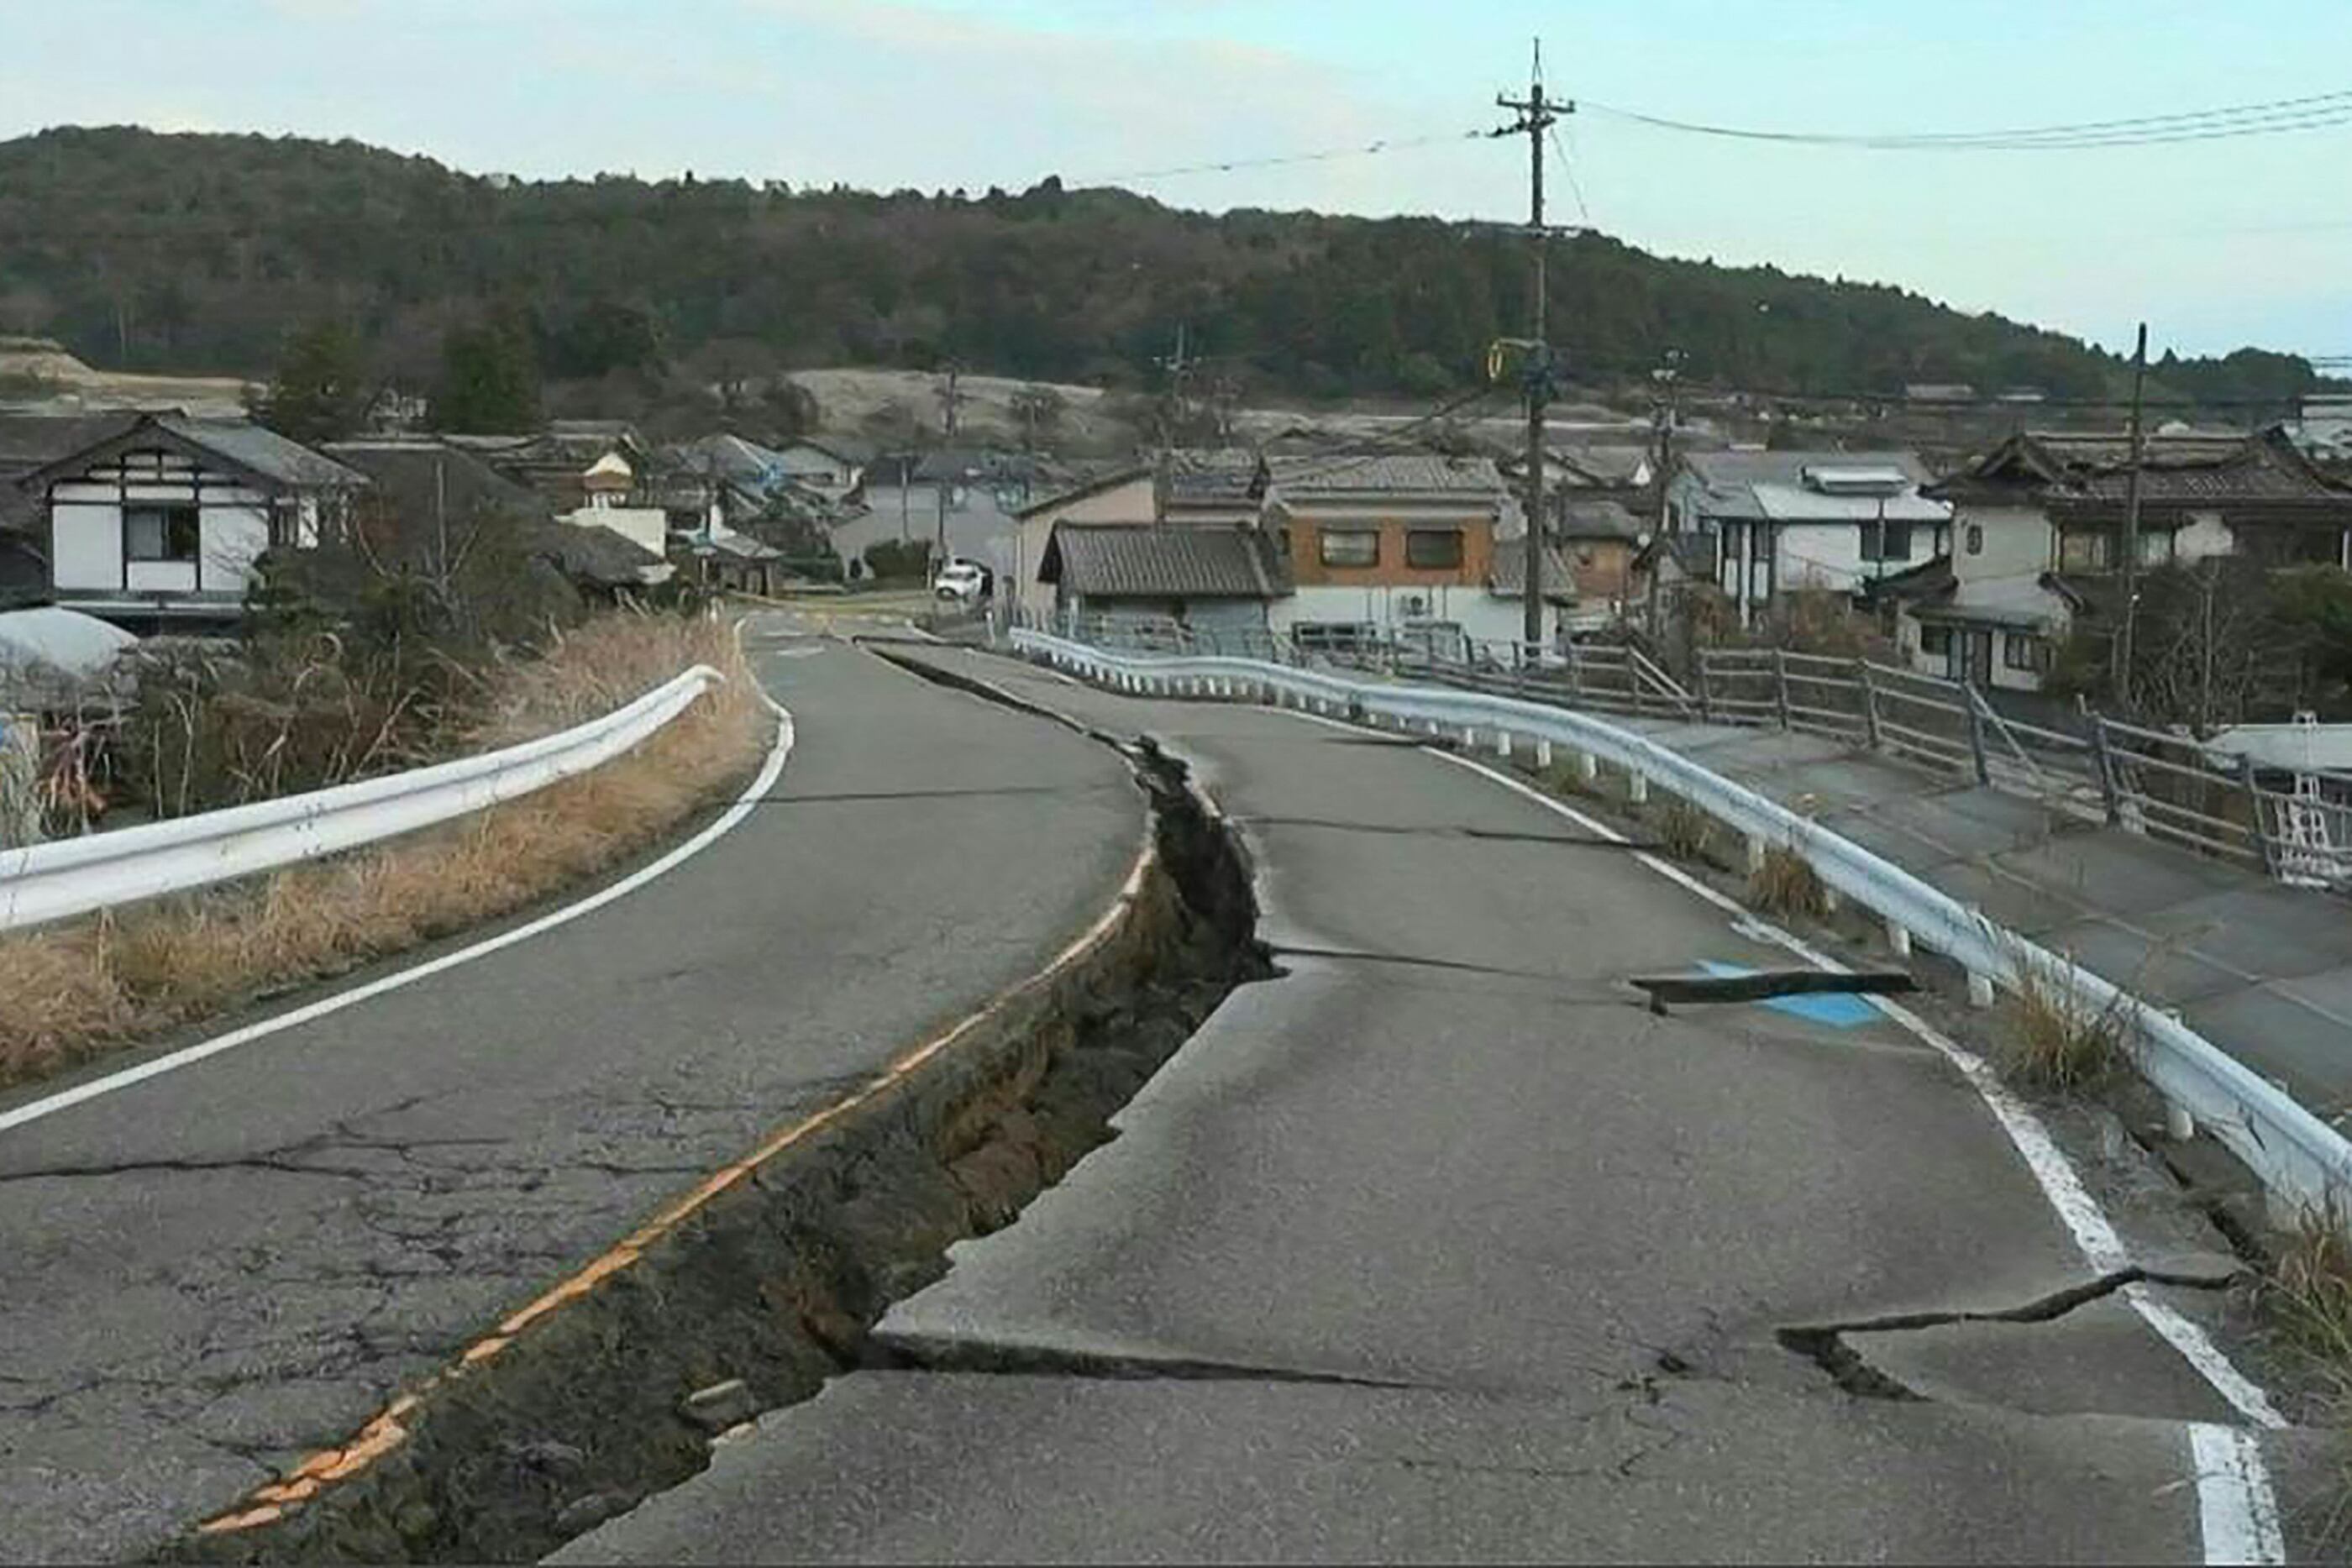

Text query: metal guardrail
(1001, 608), (2352, 892)
(0, 663), (727, 934)
(1011, 626), (2352, 1223)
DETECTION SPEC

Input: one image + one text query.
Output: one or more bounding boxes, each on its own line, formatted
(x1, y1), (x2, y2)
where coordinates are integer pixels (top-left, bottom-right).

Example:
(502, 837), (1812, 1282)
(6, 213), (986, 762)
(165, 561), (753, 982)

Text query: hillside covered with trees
(0, 126), (2336, 419)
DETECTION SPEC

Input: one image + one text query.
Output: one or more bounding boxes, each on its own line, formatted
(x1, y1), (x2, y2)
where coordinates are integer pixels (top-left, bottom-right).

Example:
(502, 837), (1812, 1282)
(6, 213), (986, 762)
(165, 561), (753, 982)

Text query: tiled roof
(1559, 498), (1646, 540)
(1013, 464), (1152, 520)
(523, 520), (664, 585)
(1938, 428), (2352, 512)
(1556, 446), (1651, 486)
(327, 440), (546, 522)
(1043, 524), (1289, 600)
(1163, 448), (1266, 506)
(1485, 541), (1577, 600)
(0, 412), (141, 475)
(1267, 453), (1507, 498)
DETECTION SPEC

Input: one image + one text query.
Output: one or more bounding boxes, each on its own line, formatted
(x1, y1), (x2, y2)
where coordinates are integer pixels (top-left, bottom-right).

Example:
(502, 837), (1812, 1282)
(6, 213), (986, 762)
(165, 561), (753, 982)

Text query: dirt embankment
(0, 336), (251, 412)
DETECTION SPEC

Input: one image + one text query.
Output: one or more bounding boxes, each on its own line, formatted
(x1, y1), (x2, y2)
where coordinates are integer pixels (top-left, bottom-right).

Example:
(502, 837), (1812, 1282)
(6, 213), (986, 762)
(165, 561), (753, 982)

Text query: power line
(1547, 122), (1591, 226)
(1079, 128), (1491, 186)
(1581, 87), (2352, 151)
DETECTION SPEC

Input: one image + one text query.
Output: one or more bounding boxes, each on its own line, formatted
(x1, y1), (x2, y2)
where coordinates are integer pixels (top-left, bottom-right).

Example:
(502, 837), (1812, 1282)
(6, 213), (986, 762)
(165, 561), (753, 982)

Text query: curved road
(567, 643), (2280, 1565)
(0, 617), (1145, 1563)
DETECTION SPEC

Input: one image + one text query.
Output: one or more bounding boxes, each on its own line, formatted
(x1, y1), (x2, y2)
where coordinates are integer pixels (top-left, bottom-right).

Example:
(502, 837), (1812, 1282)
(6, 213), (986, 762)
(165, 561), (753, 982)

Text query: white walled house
(1010, 466), (1156, 620)
(562, 450), (671, 559)
(1878, 428), (2352, 691)
(1666, 450), (1950, 626)
(23, 414), (365, 630)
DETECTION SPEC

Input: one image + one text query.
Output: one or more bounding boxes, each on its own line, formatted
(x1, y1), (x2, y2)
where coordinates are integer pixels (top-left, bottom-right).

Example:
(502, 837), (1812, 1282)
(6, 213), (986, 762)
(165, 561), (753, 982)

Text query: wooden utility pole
(937, 361), (967, 440)
(2114, 322), (2150, 711)
(1497, 40), (1573, 648)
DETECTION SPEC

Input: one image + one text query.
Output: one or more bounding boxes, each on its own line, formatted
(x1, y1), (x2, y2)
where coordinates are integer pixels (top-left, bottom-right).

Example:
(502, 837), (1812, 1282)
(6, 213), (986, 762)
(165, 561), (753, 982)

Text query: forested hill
(0, 125), (2331, 412)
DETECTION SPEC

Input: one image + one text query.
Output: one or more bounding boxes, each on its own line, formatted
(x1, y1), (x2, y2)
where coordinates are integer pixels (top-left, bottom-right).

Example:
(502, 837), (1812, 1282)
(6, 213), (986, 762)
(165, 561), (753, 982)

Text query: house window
(1861, 519), (1914, 562)
(1919, 625), (1953, 657)
(2058, 529), (2112, 571)
(1966, 524), (1984, 556)
(1404, 528), (1463, 569)
(124, 504), (199, 563)
(1319, 529), (1379, 568)
(2003, 632), (2050, 674)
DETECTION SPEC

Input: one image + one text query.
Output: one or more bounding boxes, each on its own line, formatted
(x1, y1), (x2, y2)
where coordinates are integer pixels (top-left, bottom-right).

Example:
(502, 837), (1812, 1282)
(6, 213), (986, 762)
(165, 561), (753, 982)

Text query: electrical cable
(1580, 87), (2352, 152)
(1079, 128), (1492, 185)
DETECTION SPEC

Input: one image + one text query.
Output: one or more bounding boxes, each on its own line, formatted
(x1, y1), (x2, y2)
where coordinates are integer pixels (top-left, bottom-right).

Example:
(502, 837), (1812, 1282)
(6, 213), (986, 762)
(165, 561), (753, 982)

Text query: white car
(932, 561), (988, 602)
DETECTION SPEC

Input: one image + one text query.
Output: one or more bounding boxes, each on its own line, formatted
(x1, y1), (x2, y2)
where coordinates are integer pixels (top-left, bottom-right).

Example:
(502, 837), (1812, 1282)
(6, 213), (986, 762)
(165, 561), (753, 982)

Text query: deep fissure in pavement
(1775, 1265), (2239, 1403)
(174, 705), (1271, 1565)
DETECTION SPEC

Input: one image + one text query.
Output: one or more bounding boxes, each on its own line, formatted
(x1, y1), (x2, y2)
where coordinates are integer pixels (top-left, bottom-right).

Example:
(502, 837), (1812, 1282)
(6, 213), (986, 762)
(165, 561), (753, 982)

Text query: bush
(863, 538), (934, 582)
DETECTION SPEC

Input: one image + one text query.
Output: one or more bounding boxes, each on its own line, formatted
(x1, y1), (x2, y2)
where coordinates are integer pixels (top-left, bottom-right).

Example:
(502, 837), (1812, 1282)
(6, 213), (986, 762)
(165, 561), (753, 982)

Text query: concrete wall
(1268, 583), (1561, 647)
(1068, 595), (1269, 637)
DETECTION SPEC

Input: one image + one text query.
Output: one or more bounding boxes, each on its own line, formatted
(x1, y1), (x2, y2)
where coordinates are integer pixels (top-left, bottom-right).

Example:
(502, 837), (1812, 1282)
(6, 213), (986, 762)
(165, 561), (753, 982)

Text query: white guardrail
(1012, 627), (2352, 1221)
(0, 663), (727, 935)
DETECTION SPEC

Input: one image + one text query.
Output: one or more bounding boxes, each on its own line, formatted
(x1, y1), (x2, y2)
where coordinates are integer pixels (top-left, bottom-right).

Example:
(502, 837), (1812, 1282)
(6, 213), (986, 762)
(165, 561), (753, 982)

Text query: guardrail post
(1886, 920), (1913, 959)
(1745, 833), (1767, 873)
(1626, 769), (1650, 805)
(1536, 738), (1554, 769)
(2239, 753), (2282, 879)
(1772, 649), (1793, 729)
(1694, 655), (1714, 726)
(1963, 684), (1992, 785)
(1578, 750), (1599, 784)
(1857, 661), (1882, 752)
(1966, 972), (1998, 1008)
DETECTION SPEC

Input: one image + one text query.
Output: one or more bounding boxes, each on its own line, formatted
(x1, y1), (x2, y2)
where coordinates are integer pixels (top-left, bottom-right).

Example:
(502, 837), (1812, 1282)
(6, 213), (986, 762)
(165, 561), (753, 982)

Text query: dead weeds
(0, 611), (769, 1089)
(1653, 797), (1715, 863)
(1749, 844), (1828, 920)
(1996, 957), (2131, 1093)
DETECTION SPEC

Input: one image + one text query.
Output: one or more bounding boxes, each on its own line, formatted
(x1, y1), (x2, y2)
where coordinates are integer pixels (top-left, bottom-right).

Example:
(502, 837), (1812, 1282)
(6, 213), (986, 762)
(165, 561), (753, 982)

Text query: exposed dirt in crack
(171, 673), (1272, 1566)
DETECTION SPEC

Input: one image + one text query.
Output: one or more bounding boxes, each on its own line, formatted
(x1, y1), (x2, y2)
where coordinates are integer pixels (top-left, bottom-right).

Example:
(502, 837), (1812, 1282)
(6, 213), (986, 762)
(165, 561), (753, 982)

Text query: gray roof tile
(1043, 525), (1289, 600)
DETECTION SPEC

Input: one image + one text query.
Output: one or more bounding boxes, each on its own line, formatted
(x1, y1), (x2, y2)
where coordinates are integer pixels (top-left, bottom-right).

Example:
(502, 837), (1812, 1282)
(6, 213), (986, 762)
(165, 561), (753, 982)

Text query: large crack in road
(171, 678), (1273, 1565)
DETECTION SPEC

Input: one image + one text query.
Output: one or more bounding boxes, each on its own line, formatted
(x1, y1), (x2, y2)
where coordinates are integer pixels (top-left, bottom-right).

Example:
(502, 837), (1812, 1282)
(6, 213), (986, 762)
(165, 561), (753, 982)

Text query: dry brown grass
(1653, 797), (1715, 863)
(0, 611), (769, 1089)
(1749, 845), (1828, 920)
(2260, 1214), (2352, 1542)
(1995, 958), (2130, 1093)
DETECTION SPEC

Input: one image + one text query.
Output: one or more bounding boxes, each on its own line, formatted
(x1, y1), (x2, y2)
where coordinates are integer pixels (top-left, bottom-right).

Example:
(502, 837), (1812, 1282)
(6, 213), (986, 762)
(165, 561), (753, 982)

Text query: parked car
(932, 561), (989, 602)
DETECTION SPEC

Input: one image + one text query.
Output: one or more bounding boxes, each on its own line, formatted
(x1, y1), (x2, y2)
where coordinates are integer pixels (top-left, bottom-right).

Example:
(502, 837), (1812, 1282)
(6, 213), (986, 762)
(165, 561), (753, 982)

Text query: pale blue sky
(2, 0), (2346, 359)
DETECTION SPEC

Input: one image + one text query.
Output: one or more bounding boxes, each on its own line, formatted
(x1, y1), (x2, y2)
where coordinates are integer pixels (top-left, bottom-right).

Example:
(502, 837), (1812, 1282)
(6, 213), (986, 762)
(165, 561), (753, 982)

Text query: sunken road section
(176, 718), (1269, 1564)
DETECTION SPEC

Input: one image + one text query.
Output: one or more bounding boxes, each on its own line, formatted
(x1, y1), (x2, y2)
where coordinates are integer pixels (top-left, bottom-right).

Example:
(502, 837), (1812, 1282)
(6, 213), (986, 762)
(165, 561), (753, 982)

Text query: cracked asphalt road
(0, 623), (1142, 1565)
(564, 646), (2250, 1564)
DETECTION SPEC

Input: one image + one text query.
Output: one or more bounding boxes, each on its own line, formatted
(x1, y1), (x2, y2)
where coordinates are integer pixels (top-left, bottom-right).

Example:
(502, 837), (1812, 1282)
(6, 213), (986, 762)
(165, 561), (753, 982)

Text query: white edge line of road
(0, 684), (799, 1141)
(1272, 710), (2286, 1567)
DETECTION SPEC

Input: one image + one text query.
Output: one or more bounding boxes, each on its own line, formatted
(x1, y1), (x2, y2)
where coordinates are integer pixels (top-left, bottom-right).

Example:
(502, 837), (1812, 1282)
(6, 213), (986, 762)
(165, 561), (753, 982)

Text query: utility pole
(1496, 40), (1573, 648)
(937, 361), (967, 440)
(2114, 322), (2150, 712)
(1156, 324), (1193, 445)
